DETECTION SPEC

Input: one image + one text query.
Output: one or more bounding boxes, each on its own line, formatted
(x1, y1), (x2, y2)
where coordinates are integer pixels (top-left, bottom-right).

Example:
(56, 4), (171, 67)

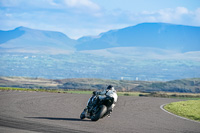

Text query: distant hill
(0, 77), (200, 93)
(76, 23), (200, 52)
(0, 27), (76, 54)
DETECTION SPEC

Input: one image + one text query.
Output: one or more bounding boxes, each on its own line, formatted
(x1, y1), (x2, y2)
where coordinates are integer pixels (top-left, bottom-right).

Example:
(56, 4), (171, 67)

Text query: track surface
(0, 91), (199, 133)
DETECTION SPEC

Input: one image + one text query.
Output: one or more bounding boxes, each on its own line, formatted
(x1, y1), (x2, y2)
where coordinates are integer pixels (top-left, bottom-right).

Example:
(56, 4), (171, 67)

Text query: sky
(0, 0), (200, 39)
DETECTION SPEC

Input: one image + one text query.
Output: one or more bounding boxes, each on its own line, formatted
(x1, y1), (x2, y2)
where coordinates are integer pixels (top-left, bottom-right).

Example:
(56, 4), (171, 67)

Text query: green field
(164, 100), (200, 122)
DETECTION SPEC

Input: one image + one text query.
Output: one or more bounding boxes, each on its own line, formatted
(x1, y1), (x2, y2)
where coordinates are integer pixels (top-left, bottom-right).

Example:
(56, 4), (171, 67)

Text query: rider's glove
(93, 91), (100, 95)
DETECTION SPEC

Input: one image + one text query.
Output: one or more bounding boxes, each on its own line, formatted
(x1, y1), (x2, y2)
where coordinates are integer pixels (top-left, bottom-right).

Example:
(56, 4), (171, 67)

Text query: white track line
(160, 103), (200, 124)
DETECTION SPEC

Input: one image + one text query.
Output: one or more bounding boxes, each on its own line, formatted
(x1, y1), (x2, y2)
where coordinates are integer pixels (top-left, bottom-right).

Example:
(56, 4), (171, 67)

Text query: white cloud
(64, 0), (100, 11)
(0, 0), (61, 9)
(157, 7), (190, 22)
(176, 7), (189, 15)
(124, 7), (200, 26)
(5, 13), (12, 17)
(0, 0), (101, 12)
(61, 0), (102, 17)
(194, 8), (200, 23)
(156, 7), (200, 26)
(0, 0), (21, 7)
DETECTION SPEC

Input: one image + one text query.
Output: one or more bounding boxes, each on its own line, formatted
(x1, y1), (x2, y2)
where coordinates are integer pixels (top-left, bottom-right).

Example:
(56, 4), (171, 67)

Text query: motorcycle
(80, 93), (114, 121)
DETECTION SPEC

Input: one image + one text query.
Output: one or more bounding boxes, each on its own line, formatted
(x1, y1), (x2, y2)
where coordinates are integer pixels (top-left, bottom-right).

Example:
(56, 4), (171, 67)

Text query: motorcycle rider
(93, 85), (118, 117)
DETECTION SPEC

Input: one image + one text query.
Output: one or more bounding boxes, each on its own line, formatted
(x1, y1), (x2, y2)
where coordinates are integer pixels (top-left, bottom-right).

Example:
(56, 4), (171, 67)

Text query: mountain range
(0, 23), (200, 81)
(0, 22), (200, 54)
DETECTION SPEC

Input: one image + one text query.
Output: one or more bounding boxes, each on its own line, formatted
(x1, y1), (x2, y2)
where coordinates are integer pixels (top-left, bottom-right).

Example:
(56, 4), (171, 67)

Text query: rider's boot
(107, 110), (112, 117)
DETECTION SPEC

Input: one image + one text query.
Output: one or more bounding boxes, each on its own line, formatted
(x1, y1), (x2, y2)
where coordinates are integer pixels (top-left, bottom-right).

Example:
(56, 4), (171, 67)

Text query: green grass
(139, 92), (200, 99)
(66, 90), (93, 94)
(117, 92), (148, 96)
(164, 100), (200, 121)
(0, 87), (94, 94)
(0, 87), (62, 93)
(0, 87), (145, 96)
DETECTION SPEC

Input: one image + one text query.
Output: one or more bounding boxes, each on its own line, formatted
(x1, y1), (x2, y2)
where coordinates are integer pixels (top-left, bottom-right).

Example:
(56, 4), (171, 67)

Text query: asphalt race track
(0, 91), (199, 133)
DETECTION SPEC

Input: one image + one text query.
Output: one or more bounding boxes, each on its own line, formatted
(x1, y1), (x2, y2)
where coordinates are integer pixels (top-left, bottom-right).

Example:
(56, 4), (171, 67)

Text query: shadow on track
(0, 116), (91, 133)
(26, 117), (91, 122)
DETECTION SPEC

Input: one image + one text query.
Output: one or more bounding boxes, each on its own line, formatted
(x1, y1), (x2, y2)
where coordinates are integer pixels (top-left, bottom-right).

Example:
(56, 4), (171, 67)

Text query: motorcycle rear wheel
(91, 105), (107, 121)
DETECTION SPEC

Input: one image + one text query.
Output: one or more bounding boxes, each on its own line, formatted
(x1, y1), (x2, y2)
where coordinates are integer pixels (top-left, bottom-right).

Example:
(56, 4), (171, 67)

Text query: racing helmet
(107, 85), (114, 91)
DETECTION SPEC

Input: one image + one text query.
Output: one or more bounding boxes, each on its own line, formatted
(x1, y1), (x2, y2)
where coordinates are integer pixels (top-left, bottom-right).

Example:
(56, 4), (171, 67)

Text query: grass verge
(164, 100), (200, 122)
(0, 87), (62, 93)
(0, 87), (144, 96)
(139, 92), (200, 99)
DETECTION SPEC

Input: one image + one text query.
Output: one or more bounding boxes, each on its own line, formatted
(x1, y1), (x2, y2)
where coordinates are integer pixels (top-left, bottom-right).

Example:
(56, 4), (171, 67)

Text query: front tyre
(91, 105), (107, 121)
(80, 110), (85, 119)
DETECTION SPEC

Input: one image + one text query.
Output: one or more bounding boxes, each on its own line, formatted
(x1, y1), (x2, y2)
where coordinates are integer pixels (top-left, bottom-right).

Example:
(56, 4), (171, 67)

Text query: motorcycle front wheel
(80, 110), (86, 119)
